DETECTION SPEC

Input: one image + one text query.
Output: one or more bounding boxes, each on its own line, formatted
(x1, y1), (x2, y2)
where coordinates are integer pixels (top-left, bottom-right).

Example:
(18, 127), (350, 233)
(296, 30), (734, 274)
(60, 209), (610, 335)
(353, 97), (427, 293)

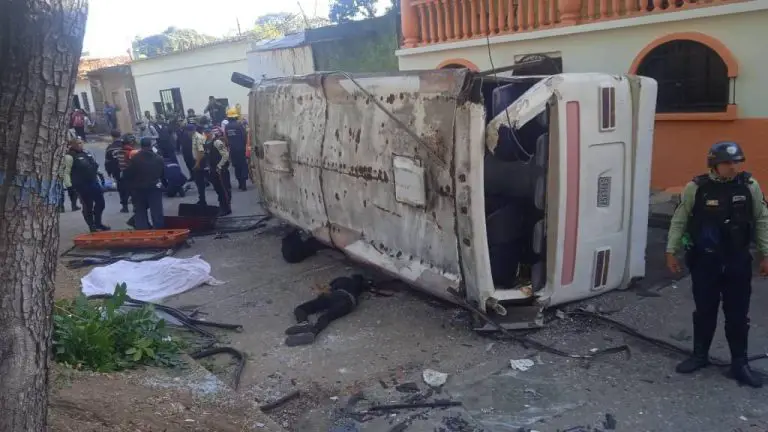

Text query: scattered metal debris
(365, 400), (462, 412)
(259, 389), (301, 412)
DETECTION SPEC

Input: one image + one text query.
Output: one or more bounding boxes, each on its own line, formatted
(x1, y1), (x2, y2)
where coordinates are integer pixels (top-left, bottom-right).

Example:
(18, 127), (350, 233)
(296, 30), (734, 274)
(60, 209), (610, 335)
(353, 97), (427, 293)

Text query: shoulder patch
(692, 174), (710, 186)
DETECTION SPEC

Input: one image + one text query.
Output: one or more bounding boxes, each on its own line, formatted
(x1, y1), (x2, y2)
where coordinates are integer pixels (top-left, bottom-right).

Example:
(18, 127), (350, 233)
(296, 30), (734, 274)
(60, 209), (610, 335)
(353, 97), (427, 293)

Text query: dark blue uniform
(69, 148), (107, 232)
(225, 119), (248, 190)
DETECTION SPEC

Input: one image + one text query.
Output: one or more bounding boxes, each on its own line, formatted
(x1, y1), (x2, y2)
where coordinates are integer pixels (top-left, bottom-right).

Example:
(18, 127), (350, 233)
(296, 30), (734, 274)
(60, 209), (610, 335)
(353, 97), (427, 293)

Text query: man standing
(136, 120), (159, 141)
(178, 123), (197, 176)
(666, 141), (768, 388)
(70, 108), (87, 141)
(123, 137), (165, 230)
(104, 130), (132, 213)
(204, 96), (224, 125)
(64, 138), (109, 232)
(206, 126), (232, 216)
(192, 124), (209, 206)
(224, 108), (248, 191)
(103, 102), (117, 130)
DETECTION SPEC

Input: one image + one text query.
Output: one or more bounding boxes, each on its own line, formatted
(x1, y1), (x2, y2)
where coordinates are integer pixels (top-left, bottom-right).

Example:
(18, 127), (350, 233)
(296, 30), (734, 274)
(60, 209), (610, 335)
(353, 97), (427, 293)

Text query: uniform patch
(733, 195), (747, 202)
(705, 199), (719, 206)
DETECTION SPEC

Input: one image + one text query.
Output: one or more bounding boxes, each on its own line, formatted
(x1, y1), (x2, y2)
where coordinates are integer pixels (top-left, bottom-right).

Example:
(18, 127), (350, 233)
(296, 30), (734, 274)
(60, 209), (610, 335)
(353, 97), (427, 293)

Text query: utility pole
(297, 1), (310, 28)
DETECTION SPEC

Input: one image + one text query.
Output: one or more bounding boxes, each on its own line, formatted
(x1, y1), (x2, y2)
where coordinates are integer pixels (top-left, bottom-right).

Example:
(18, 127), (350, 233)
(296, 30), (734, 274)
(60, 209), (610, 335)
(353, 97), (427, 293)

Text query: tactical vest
(204, 139), (227, 169)
(225, 121), (245, 149)
(69, 149), (98, 187)
(687, 172), (754, 254)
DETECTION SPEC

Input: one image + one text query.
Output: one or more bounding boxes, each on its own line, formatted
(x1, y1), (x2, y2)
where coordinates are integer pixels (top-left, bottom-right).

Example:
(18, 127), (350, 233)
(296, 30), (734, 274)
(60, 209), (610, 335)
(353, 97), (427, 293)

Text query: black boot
(676, 312), (714, 374)
(238, 180), (247, 191)
(727, 324), (763, 388)
(72, 203), (81, 211)
(94, 213), (111, 232)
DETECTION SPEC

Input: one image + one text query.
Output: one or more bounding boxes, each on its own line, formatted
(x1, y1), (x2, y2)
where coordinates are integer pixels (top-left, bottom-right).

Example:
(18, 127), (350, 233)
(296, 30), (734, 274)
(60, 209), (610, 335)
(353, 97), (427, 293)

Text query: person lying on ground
(284, 274), (372, 347)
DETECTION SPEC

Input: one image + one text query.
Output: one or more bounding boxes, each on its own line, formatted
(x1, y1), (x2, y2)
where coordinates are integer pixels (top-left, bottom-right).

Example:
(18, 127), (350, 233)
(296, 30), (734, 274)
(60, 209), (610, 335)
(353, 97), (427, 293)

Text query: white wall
(74, 79), (96, 116)
(131, 40), (252, 118)
(247, 45), (316, 81)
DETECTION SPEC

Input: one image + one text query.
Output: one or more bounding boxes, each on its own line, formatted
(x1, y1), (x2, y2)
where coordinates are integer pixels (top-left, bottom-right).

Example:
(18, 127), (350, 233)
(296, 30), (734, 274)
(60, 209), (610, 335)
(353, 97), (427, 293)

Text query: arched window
(636, 40), (730, 113)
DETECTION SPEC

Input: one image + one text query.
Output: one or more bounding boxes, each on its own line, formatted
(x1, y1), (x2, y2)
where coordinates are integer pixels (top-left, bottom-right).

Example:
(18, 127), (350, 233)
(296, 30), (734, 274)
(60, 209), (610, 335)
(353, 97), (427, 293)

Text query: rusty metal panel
(251, 76), (329, 239)
(251, 69), (475, 300)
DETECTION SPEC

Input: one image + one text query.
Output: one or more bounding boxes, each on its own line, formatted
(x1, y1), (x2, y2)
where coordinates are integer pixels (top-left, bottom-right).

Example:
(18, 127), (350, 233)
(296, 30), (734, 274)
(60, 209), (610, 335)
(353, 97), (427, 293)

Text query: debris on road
(422, 369), (448, 388)
(260, 389), (301, 413)
(510, 359), (535, 372)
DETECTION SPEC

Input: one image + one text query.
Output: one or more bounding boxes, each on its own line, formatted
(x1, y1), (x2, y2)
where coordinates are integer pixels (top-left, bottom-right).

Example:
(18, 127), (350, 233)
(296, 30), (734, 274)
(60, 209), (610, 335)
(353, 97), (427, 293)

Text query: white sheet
(81, 255), (224, 302)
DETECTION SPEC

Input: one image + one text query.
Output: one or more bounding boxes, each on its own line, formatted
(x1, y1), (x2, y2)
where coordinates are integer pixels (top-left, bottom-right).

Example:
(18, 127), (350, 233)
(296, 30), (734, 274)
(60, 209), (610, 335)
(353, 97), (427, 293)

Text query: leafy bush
(53, 283), (182, 372)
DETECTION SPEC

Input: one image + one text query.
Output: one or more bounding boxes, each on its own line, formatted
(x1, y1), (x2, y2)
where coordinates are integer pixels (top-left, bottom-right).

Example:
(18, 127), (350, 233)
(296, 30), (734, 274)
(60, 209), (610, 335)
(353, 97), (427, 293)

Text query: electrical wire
(484, 34), (534, 163)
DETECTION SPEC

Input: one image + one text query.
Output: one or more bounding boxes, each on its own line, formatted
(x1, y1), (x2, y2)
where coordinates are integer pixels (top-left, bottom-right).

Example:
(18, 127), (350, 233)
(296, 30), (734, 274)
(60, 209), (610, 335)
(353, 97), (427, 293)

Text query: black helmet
(121, 133), (136, 144)
(707, 141), (745, 168)
(140, 137), (154, 148)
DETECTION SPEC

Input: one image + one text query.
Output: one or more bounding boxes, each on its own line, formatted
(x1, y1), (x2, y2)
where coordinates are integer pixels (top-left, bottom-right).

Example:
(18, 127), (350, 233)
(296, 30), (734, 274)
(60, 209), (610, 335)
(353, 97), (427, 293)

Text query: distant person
(204, 126), (232, 216)
(70, 109), (87, 141)
(204, 96), (224, 125)
(155, 119), (176, 160)
(64, 137), (109, 232)
(58, 148), (80, 213)
(178, 123), (196, 176)
(192, 124), (209, 206)
(103, 102), (117, 130)
(225, 108), (248, 191)
(104, 130), (132, 213)
(123, 137), (165, 230)
(136, 120), (158, 140)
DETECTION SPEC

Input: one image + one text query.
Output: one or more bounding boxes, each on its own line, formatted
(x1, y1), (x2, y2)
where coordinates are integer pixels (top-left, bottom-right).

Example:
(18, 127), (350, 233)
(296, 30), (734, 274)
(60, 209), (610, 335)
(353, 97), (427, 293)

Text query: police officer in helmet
(666, 141), (768, 388)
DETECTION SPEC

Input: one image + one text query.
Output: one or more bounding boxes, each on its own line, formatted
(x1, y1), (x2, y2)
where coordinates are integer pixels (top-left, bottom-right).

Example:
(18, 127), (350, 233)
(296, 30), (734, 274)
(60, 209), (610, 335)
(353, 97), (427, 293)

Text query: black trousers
(193, 168), (208, 205)
(294, 290), (356, 335)
(210, 167), (232, 211)
(230, 145), (248, 183)
(73, 126), (86, 141)
(686, 250), (753, 360)
(59, 186), (78, 210)
(75, 182), (105, 228)
(115, 173), (129, 206)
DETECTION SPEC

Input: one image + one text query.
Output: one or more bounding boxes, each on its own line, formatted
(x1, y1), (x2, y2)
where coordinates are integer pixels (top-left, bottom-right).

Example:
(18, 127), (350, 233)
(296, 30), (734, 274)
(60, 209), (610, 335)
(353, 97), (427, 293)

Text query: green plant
(53, 283), (182, 372)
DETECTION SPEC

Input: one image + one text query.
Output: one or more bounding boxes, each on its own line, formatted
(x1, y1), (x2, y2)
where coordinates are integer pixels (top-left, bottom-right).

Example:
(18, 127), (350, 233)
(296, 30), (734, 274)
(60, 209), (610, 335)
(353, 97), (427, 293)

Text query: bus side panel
(627, 76), (658, 281)
(549, 76), (635, 306)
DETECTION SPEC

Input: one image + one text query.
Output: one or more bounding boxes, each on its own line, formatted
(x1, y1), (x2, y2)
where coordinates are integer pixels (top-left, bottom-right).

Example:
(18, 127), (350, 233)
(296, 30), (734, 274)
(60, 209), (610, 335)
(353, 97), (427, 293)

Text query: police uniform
(65, 146), (109, 232)
(206, 132), (232, 216)
(666, 141), (768, 388)
(192, 131), (209, 206)
(224, 114), (248, 191)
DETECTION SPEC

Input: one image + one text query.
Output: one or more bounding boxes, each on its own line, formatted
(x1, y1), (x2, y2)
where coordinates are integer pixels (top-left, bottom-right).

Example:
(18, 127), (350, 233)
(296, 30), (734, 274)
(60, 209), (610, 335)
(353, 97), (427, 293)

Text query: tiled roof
(77, 56), (131, 79)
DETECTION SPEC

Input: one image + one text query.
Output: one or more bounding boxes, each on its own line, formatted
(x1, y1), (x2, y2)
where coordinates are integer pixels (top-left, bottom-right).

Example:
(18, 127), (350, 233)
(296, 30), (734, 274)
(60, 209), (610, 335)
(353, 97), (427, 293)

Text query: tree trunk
(0, 1), (88, 430)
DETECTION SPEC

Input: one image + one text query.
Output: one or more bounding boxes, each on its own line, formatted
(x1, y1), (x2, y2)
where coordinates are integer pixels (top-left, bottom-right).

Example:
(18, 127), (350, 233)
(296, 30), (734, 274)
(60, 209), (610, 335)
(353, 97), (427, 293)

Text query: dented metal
(247, 70), (657, 317)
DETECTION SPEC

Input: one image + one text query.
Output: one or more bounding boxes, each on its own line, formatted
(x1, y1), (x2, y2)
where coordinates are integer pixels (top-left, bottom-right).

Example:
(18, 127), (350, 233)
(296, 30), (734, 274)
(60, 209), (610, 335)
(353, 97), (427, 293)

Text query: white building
(247, 33), (315, 82)
(130, 38), (252, 119)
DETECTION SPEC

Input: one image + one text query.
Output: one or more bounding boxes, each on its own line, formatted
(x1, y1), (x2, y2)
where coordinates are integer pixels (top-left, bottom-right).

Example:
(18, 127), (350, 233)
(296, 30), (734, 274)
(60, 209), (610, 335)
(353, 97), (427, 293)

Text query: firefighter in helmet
(666, 141), (768, 388)
(205, 126), (232, 216)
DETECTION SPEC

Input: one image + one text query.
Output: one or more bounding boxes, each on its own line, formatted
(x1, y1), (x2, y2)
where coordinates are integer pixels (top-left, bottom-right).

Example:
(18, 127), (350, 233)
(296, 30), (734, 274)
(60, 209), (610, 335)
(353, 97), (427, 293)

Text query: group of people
(62, 97), (250, 232)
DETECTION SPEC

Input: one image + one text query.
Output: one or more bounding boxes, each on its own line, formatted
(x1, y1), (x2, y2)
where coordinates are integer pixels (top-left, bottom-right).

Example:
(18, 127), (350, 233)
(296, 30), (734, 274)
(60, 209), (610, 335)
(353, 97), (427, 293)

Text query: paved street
(57, 135), (768, 432)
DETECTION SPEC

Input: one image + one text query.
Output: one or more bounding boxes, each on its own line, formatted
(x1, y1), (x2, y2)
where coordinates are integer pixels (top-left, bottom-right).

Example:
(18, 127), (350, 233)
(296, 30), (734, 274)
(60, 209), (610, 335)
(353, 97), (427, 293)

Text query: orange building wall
(652, 118), (768, 190)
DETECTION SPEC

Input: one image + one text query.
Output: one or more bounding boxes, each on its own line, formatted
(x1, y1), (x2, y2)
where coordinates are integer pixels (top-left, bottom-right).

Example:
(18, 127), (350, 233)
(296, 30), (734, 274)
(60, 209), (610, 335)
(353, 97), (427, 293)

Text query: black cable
(570, 309), (768, 366)
(189, 346), (245, 390)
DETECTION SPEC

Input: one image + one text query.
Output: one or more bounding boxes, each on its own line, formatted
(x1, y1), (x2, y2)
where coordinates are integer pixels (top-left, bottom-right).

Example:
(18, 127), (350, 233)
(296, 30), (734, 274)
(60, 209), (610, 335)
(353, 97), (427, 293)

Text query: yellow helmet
(226, 108), (239, 118)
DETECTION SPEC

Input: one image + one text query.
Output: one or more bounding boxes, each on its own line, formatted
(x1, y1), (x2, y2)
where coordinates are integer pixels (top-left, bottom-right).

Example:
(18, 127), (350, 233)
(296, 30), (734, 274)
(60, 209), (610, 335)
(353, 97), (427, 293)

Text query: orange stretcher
(73, 229), (190, 249)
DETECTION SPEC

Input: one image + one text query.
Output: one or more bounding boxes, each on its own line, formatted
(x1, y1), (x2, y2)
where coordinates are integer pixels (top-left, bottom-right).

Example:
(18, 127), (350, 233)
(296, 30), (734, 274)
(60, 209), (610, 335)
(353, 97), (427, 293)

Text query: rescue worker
(64, 137), (109, 232)
(206, 126), (232, 216)
(123, 137), (165, 230)
(105, 130), (132, 213)
(224, 107), (249, 191)
(666, 141), (768, 388)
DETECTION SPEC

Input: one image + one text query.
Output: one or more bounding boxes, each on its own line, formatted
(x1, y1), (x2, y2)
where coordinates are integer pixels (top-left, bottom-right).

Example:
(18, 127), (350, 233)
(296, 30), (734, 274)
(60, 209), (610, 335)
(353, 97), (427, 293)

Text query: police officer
(63, 137), (110, 232)
(206, 126), (232, 216)
(666, 141), (768, 388)
(224, 108), (248, 191)
(123, 137), (165, 229)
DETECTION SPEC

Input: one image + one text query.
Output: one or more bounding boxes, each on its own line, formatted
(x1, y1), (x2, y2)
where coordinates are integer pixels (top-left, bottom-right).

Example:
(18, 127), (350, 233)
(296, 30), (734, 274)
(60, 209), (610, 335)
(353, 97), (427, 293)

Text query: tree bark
(0, 1), (88, 431)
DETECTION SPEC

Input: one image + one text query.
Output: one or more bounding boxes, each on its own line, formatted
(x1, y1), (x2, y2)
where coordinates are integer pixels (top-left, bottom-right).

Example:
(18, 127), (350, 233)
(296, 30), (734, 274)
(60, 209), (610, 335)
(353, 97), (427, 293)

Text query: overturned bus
(235, 69), (657, 327)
